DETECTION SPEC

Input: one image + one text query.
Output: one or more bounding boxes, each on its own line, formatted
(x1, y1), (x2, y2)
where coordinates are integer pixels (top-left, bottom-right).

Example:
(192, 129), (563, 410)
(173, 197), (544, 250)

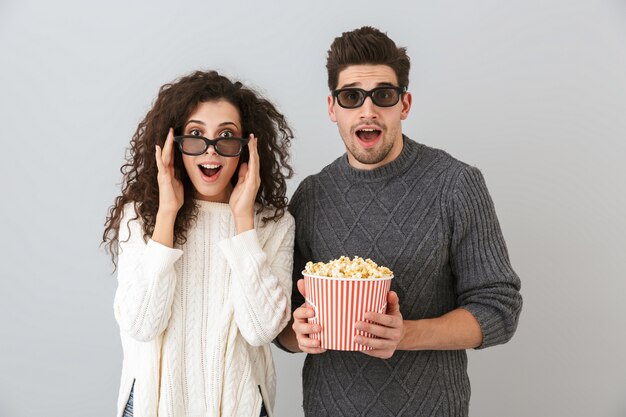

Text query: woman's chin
(192, 182), (232, 203)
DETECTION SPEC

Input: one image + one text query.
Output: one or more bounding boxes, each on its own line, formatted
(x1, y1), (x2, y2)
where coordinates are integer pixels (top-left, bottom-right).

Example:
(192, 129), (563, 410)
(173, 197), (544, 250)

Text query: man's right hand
(292, 279), (327, 354)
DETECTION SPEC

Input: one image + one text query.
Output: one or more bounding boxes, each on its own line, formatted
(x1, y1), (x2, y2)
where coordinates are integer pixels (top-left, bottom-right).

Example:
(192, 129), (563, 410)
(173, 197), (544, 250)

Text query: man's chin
(350, 149), (389, 166)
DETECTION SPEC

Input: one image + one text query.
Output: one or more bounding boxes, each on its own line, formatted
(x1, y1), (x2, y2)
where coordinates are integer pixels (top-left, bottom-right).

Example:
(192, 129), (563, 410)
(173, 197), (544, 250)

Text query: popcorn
(304, 256), (393, 279)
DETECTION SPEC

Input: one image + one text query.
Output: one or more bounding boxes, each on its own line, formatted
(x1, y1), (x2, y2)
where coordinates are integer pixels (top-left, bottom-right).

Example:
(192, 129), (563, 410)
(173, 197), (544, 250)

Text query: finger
(363, 311), (402, 327)
(362, 311), (385, 325)
(355, 320), (396, 339)
(295, 329), (326, 353)
(293, 305), (315, 321)
(297, 334), (323, 349)
(247, 134), (260, 178)
(303, 348), (328, 354)
(155, 145), (165, 173)
(386, 291), (401, 314)
(297, 279), (306, 297)
(293, 319), (321, 334)
(363, 293), (401, 323)
(300, 345), (327, 355)
(292, 305), (322, 336)
(162, 128), (175, 167)
(355, 334), (394, 350)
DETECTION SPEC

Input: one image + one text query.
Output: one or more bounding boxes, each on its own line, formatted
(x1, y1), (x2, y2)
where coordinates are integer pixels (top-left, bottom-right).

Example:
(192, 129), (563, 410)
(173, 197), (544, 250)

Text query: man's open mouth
(356, 128), (382, 141)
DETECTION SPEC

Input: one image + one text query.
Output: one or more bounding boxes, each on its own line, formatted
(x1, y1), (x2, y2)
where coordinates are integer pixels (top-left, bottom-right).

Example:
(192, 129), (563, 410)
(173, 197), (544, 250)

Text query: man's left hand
(354, 291), (404, 359)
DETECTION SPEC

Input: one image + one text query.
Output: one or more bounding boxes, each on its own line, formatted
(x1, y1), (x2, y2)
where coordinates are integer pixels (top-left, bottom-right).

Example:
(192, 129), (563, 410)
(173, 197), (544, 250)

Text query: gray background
(1, 0), (625, 416)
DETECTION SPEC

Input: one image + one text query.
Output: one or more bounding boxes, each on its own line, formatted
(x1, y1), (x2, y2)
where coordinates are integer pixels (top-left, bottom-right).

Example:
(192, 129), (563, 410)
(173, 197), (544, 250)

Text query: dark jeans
(122, 381), (134, 417)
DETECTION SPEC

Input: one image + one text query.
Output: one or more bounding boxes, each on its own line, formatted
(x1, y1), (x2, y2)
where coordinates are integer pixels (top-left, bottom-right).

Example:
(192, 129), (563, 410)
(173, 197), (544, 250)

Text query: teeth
(360, 128), (376, 132)
(200, 163), (220, 169)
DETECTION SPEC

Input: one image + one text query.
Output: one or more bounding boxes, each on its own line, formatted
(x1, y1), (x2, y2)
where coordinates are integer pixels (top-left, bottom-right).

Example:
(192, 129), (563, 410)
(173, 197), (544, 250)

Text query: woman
(103, 70), (295, 417)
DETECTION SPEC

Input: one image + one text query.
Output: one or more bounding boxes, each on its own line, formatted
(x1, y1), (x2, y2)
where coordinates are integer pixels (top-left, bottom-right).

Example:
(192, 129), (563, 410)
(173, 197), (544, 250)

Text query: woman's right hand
(155, 128), (184, 215)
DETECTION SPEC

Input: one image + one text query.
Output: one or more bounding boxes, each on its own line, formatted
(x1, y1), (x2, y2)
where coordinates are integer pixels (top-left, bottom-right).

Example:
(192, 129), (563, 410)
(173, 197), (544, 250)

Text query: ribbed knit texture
(289, 137), (522, 417)
(114, 200), (295, 417)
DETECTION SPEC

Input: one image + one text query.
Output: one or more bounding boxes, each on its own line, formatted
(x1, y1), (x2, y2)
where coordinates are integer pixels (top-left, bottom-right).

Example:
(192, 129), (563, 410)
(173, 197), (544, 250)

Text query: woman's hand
(155, 128), (184, 216)
(229, 134), (260, 234)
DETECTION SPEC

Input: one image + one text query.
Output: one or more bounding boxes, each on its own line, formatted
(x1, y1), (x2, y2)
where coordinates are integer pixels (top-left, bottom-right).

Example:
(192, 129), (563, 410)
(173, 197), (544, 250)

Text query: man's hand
(292, 279), (327, 354)
(354, 291), (404, 359)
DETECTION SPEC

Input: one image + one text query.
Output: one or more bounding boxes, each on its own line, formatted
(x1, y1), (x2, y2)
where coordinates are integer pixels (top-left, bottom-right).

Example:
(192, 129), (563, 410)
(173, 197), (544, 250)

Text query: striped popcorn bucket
(303, 273), (393, 351)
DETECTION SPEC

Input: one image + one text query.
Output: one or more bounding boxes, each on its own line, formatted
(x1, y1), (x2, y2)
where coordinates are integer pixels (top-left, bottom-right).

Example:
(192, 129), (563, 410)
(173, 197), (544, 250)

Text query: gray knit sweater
(288, 136), (522, 417)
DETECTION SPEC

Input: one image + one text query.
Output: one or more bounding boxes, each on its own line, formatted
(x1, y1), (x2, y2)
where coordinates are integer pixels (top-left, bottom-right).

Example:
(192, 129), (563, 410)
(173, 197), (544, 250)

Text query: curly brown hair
(103, 70), (294, 266)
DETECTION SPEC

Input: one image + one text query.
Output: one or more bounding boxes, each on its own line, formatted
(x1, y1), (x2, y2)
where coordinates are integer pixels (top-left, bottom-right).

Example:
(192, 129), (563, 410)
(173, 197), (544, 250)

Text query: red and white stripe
(304, 274), (392, 351)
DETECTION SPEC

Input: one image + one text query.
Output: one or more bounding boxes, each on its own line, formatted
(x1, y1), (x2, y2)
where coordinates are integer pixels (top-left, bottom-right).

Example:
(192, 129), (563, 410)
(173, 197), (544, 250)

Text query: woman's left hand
(230, 134), (260, 233)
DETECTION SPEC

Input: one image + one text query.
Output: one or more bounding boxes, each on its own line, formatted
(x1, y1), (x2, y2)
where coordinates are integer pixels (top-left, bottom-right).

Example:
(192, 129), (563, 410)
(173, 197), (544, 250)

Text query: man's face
(328, 64), (412, 170)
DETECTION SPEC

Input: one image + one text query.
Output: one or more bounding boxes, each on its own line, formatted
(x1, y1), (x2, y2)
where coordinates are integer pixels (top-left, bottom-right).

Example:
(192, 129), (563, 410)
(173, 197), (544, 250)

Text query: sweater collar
(194, 199), (232, 214)
(337, 135), (421, 181)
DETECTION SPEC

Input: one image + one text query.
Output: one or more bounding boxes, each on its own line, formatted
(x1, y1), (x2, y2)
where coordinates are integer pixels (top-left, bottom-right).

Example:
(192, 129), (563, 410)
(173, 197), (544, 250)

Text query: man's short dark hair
(326, 26), (410, 91)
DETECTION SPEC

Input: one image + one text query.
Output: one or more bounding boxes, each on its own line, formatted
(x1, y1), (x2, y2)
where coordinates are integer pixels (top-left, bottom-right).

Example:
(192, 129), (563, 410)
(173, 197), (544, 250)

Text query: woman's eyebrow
(184, 120), (239, 128)
(217, 121), (239, 128)
(184, 119), (205, 127)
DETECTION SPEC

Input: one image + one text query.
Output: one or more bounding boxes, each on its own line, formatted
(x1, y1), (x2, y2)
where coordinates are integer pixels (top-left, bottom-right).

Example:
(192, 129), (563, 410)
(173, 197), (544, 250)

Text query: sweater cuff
(218, 229), (264, 262)
(145, 239), (184, 274)
(461, 304), (504, 350)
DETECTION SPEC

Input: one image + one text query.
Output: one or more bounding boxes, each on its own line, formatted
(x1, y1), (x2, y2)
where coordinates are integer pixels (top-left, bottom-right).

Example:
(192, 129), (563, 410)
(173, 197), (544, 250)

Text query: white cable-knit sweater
(113, 201), (294, 417)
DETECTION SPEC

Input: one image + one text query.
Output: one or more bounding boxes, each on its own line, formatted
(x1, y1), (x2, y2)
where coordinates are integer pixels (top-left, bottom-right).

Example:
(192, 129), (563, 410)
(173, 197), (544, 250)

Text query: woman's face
(180, 100), (243, 203)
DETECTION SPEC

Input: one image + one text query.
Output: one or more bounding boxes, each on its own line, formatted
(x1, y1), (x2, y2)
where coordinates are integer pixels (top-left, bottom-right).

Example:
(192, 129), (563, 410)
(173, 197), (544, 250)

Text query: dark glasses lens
(177, 137), (207, 155)
(371, 88), (402, 106)
(336, 89), (366, 108)
(215, 138), (245, 156)
(174, 136), (249, 157)
(334, 87), (406, 109)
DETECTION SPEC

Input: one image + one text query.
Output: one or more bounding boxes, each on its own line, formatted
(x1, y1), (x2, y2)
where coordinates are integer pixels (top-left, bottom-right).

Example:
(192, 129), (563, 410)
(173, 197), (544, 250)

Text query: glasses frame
(173, 135), (250, 157)
(332, 86), (408, 109)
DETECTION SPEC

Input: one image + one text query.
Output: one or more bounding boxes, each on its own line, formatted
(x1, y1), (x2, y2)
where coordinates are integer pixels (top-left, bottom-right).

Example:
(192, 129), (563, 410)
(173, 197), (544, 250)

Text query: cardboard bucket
(303, 273), (393, 351)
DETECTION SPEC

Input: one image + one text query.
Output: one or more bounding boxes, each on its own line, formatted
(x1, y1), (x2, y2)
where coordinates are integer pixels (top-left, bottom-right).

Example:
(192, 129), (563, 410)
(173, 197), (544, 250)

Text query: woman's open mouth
(198, 163), (222, 181)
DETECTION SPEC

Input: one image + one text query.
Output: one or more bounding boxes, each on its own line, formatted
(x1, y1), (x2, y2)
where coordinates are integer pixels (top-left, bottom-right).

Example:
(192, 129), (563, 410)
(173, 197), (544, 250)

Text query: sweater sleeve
(113, 204), (183, 342)
(449, 166), (523, 349)
(218, 212), (295, 347)
(288, 177), (313, 311)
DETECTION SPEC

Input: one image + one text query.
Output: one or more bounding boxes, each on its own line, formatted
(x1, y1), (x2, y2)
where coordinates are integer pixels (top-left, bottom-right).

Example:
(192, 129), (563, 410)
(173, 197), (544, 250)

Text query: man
(277, 26), (522, 416)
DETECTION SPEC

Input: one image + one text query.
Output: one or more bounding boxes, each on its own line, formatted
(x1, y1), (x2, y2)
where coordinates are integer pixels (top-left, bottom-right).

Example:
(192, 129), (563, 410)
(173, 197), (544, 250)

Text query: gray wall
(1, 0), (625, 416)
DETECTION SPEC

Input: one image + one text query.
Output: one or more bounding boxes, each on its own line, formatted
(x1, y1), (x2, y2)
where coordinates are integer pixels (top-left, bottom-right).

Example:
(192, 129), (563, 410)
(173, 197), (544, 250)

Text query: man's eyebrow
(338, 81), (396, 89)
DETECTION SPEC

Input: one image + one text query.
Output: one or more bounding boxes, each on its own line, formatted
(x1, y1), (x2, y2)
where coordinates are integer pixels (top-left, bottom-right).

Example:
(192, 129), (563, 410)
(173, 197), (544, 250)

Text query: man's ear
(400, 91), (412, 121)
(328, 95), (337, 123)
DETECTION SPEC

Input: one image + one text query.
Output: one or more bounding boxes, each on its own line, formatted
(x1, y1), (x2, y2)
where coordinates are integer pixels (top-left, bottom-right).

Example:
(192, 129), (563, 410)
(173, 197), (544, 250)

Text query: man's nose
(359, 96), (378, 118)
